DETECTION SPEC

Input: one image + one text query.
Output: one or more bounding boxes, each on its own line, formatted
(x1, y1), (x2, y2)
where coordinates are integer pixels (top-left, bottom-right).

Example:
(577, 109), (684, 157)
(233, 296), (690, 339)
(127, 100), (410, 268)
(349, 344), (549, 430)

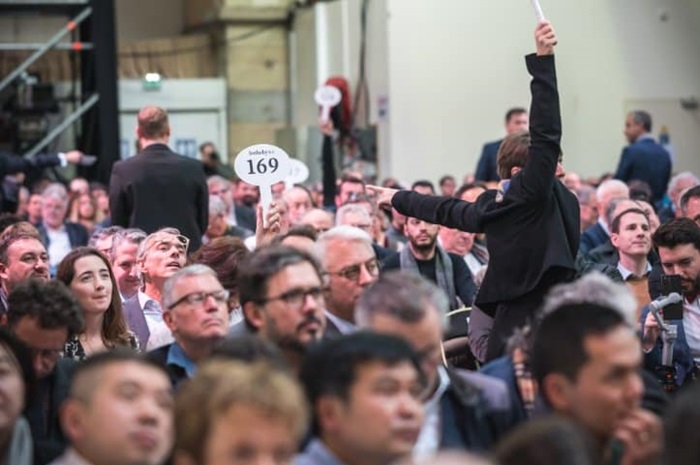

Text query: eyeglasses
(259, 286), (325, 310)
(328, 258), (380, 282)
(167, 290), (230, 310)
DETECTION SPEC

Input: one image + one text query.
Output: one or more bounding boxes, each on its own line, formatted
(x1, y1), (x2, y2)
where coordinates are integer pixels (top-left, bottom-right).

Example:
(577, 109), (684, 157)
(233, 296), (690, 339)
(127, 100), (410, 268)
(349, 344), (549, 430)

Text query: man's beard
(266, 314), (323, 354)
(409, 236), (437, 255)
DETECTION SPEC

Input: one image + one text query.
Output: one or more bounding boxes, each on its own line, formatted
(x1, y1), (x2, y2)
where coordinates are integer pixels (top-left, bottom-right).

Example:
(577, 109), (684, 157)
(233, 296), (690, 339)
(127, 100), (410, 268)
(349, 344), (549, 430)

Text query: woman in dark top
(56, 247), (138, 360)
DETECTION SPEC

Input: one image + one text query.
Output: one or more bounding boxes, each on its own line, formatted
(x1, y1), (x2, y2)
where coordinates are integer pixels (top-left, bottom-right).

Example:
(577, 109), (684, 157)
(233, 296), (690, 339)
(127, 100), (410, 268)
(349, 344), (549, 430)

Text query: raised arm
(514, 21), (562, 201)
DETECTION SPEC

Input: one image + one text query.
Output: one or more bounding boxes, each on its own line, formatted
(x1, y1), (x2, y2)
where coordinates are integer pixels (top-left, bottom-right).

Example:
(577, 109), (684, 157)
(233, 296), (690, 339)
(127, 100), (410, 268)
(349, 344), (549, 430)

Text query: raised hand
(535, 20), (557, 56)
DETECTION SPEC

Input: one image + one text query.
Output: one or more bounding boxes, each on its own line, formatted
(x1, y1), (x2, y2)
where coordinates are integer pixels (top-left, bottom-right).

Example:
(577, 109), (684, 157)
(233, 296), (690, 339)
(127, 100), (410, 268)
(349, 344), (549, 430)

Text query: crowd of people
(0, 20), (698, 465)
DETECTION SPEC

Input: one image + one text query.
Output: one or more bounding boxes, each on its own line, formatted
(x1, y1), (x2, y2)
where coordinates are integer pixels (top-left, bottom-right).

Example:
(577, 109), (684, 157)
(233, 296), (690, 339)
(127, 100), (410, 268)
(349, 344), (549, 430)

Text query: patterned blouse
(63, 332), (140, 361)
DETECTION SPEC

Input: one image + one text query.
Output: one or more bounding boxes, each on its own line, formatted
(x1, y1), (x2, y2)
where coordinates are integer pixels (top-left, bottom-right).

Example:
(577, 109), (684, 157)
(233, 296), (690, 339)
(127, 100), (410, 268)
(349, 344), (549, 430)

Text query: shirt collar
(300, 439), (348, 465)
(598, 216), (610, 236)
(138, 291), (160, 311)
(616, 261), (652, 281)
(166, 342), (197, 378)
(426, 365), (451, 407)
(325, 311), (356, 335)
(62, 448), (95, 465)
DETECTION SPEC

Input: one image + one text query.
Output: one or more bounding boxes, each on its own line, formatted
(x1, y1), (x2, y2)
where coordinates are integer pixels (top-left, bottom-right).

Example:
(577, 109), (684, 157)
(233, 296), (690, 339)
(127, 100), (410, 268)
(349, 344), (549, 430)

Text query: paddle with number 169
(234, 144), (291, 224)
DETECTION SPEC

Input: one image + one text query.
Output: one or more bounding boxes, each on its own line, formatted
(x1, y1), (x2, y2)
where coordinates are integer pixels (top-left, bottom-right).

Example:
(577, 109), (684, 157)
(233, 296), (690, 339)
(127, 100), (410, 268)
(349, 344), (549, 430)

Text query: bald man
(109, 106), (208, 251)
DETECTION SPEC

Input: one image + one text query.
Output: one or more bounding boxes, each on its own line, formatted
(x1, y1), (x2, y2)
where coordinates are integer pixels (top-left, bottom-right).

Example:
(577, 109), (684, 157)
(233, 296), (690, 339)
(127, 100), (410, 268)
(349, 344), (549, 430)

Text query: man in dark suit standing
(370, 21), (577, 360)
(109, 106), (208, 251)
(614, 110), (672, 205)
(474, 107), (528, 183)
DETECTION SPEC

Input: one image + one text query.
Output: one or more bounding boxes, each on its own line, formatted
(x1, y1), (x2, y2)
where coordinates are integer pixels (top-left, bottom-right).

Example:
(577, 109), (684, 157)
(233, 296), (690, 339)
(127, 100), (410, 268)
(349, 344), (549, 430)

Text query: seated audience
(147, 264), (230, 388)
(6, 279), (83, 465)
(189, 236), (250, 325)
(297, 332), (425, 465)
(0, 328), (34, 465)
(51, 350), (173, 465)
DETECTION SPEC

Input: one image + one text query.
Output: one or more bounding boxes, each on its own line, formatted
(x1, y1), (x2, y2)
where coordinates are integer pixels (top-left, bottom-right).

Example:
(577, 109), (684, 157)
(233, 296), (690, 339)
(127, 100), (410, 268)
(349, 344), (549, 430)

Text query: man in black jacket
(369, 21), (577, 360)
(5, 279), (83, 465)
(109, 106), (208, 251)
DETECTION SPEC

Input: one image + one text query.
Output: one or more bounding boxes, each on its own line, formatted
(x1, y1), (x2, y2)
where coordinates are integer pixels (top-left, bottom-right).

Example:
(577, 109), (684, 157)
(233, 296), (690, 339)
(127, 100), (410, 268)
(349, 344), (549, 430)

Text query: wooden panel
(224, 26), (287, 90)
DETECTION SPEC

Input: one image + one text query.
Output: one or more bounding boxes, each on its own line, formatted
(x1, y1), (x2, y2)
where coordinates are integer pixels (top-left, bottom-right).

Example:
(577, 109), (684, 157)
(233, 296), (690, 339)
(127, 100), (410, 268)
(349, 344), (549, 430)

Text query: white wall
(382, 0), (700, 184)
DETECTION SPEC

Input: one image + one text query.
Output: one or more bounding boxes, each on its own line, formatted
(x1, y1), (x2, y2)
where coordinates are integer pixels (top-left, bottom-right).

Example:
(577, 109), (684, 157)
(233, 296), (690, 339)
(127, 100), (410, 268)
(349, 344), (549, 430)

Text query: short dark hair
(0, 214), (22, 235)
(211, 335), (288, 370)
(497, 131), (530, 180)
(272, 224), (319, 245)
(300, 332), (424, 429)
(411, 180), (435, 194)
(610, 208), (648, 234)
(680, 186), (700, 216)
(0, 327), (35, 404)
(7, 279), (84, 338)
(337, 175), (365, 196)
(69, 349), (167, 402)
(628, 180), (653, 204)
(630, 110), (652, 132)
(506, 107), (527, 123)
(531, 303), (627, 401)
(189, 236), (249, 295)
(238, 245), (324, 306)
(455, 182), (488, 200)
(653, 218), (700, 252)
(664, 382), (700, 465)
(439, 175), (456, 187)
(495, 417), (596, 465)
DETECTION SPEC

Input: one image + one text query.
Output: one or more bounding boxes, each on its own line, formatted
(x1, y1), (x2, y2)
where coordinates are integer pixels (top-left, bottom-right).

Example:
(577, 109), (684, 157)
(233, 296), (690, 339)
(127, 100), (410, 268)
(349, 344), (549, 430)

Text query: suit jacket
(25, 359), (76, 465)
(439, 367), (514, 451)
(234, 204), (257, 232)
(474, 139), (502, 182)
(122, 295), (149, 351)
(109, 143), (208, 251)
(392, 55), (579, 315)
(37, 222), (89, 250)
(614, 136), (672, 204)
(579, 222), (608, 256)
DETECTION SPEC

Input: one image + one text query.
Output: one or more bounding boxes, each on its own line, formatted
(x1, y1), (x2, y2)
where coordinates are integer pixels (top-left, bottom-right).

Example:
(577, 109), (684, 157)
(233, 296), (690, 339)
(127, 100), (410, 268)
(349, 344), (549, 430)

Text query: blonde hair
(175, 361), (308, 464)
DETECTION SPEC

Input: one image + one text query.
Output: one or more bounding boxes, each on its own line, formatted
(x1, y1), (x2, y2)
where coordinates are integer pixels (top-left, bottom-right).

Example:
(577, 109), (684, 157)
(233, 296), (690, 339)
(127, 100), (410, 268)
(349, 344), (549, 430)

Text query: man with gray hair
(336, 202), (396, 261)
(88, 225), (124, 257)
(580, 179), (629, 254)
(109, 228), (147, 300)
(356, 271), (513, 456)
(146, 264), (230, 388)
(207, 174), (255, 233)
(203, 195), (250, 244)
(37, 183), (89, 272)
(316, 226), (379, 337)
(122, 228), (188, 351)
(658, 171), (699, 223)
(574, 184), (598, 232)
